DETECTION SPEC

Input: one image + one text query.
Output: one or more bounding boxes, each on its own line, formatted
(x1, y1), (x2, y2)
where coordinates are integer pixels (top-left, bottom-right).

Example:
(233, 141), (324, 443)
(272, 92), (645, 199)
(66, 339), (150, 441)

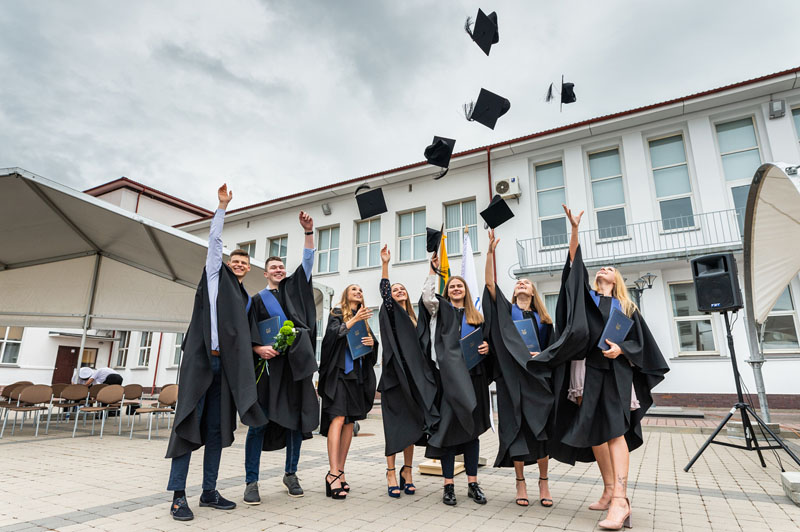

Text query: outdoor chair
(0, 385), (53, 438)
(121, 384), (143, 435)
(72, 385), (124, 438)
(49, 384), (89, 424)
(0, 381), (33, 408)
(50, 383), (69, 399)
(129, 385), (178, 440)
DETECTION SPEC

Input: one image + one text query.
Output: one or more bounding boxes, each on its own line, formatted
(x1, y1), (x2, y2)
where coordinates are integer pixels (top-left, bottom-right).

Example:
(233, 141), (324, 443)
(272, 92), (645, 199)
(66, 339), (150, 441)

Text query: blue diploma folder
(460, 328), (484, 370)
(346, 320), (372, 360)
(257, 316), (281, 346)
(598, 308), (633, 350)
(514, 318), (541, 353)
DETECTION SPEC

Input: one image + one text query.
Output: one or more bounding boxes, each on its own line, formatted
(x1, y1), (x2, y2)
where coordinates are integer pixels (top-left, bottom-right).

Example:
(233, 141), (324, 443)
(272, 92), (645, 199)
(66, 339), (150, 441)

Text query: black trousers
(104, 374), (123, 385)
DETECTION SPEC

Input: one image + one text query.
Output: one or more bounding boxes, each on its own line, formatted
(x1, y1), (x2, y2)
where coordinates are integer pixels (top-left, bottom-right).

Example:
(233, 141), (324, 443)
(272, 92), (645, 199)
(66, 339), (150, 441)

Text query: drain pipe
(151, 332), (164, 393)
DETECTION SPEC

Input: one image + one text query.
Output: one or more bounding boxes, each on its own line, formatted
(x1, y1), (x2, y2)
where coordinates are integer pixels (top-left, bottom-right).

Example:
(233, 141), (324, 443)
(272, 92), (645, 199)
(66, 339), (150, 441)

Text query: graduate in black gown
(377, 245), (439, 498)
(419, 254), (493, 507)
(318, 285), (378, 499)
(537, 205), (669, 530)
(482, 229), (555, 508)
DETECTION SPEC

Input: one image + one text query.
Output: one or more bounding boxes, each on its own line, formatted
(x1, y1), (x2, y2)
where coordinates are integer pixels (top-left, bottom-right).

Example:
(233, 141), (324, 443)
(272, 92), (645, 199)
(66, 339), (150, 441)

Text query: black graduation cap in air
(464, 88), (511, 130)
(424, 136), (456, 180)
(464, 8), (499, 56)
(546, 76), (577, 110)
(480, 194), (515, 229)
(354, 184), (387, 220)
(426, 227), (442, 253)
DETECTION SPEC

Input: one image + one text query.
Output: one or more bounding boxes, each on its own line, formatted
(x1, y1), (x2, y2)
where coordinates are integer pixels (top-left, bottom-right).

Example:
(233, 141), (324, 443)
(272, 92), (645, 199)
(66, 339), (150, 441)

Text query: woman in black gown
(483, 229), (555, 507)
(420, 254), (493, 507)
(318, 285), (378, 499)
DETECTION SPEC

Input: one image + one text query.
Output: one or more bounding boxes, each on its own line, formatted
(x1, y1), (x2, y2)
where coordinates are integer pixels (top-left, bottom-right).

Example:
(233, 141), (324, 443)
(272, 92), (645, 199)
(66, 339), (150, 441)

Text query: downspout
(151, 332), (164, 393)
(135, 190), (142, 213)
(486, 147), (497, 283)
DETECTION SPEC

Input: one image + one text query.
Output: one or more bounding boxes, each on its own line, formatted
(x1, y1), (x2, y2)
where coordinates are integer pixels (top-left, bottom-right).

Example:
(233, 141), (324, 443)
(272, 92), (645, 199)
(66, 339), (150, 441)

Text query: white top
(73, 367), (119, 384)
(421, 274), (440, 368)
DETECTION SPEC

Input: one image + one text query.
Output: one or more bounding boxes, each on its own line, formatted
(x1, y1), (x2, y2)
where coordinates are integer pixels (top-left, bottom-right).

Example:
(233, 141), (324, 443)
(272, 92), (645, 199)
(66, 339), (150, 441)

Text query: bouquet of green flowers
(256, 320), (296, 384)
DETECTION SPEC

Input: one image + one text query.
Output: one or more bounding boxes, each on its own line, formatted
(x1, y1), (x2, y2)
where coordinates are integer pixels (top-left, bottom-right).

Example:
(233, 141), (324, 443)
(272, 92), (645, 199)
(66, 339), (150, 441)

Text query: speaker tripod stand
(684, 311), (800, 472)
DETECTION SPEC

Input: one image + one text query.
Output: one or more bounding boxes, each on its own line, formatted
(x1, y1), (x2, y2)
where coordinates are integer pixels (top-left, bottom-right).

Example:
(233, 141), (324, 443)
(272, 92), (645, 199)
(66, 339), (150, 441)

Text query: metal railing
(516, 208), (744, 273)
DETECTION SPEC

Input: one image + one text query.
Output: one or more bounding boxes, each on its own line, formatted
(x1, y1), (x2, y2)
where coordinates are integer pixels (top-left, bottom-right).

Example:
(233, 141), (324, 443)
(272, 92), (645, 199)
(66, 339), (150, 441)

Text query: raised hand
(488, 229), (500, 254)
(381, 244), (391, 264)
(299, 211), (314, 232)
(562, 204), (584, 228)
(431, 253), (440, 271)
(218, 184), (232, 209)
(354, 306), (373, 322)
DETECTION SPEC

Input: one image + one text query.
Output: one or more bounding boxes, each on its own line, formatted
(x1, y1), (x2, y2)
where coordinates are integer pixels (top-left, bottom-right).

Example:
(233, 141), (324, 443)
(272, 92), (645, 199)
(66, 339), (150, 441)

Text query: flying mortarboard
(424, 136), (456, 180)
(464, 88), (511, 130)
(464, 8), (499, 56)
(480, 194), (515, 229)
(354, 184), (387, 220)
(426, 226), (442, 253)
(546, 75), (577, 111)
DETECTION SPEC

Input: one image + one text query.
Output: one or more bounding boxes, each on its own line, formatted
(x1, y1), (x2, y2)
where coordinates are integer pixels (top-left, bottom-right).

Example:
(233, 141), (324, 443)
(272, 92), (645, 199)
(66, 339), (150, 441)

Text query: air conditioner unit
(495, 177), (521, 199)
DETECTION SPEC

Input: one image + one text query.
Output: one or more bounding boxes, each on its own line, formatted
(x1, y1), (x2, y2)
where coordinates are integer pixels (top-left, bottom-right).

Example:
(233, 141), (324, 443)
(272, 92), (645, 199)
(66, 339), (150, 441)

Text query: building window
(317, 226), (340, 273)
(648, 135), (695, 230)
(535, 161), (568, 246)
(355, 219), (381, 268)
(762, 286), (800, 353)
(793, 108), (800, 138)
(315, 318), (323, 364)
(588, 148), (627, 239)
(398, 209), (426, 262)
(237, 241), (256, 258)
(138, 332), (154, 367)
(670, 283), (717, 355)
(80, 348), (98, 368)
(0, 326), (23, 364)
(544, 294), (558, 329)
(715, 117), (762, 233)
(444, 199), (478, 255)
(173, 332), (185, 366)
(115, 331), (131, 368)
(268, 236), (288, 264)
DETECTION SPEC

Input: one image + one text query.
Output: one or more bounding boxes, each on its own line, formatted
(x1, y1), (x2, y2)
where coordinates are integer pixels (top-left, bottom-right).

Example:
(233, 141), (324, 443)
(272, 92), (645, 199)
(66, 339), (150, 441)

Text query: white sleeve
(421, 275), (440, 315)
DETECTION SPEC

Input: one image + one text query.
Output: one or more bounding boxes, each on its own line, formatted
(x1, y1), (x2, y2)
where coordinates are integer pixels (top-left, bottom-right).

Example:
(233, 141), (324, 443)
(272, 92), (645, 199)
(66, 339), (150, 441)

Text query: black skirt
(321, 371), (371, 425)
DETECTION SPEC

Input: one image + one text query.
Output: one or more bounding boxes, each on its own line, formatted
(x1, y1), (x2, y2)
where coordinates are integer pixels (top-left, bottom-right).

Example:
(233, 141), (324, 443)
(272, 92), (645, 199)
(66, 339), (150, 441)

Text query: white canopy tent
(0, 168), (266, 359)
(742, 162), (800, 421)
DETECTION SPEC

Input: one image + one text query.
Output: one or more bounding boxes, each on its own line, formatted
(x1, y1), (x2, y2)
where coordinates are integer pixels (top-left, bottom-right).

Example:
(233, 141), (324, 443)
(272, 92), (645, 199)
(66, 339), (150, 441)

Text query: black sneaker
(467, 482), (487, 504)
(283, 473), (304, 498)
(442, 484), (457, 506)
(170, 497), (194, 521)
(243, 481), (261, 505)
(199, 490), (237, 510)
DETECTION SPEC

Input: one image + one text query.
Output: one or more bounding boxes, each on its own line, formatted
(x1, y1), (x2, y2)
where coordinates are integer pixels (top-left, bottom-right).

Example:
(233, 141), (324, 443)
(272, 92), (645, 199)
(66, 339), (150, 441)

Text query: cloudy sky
(1, 0), (799, 209)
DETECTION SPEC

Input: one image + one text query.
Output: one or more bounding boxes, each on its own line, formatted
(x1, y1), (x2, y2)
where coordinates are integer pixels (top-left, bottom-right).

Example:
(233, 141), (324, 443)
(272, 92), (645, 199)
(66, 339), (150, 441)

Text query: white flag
(461, 230), (482, 314)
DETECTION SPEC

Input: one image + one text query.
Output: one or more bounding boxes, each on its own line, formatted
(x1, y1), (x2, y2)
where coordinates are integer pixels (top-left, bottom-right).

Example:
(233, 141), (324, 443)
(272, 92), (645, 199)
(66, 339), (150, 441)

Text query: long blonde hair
(444, 276), (484, 326)
(391, 283), (417, 326)
(593, 269), (637, 318)
(511, 280), (553, 324)
(338, 284), (372, 334)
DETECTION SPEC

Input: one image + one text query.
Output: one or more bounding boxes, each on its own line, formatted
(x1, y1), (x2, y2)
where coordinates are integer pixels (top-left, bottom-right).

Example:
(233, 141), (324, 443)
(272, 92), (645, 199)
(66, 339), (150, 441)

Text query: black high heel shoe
(386, 468), (401, 498)
(325, 471), (347, 500)
(399, 465), (416, 495)
(338, 469), (350, 492)
(538, 477), (553, 507)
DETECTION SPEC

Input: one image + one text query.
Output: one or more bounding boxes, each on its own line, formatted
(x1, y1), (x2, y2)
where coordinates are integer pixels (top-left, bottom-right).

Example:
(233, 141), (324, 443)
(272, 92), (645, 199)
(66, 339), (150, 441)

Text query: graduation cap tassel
(464, 16), (474, 37)
(463, 101), (475, 121)
(433, 168), (449, 180)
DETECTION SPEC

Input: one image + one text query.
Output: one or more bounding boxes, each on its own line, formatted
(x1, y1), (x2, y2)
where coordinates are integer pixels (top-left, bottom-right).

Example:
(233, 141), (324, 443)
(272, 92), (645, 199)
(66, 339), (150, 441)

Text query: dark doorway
(52, 346), (79, 384)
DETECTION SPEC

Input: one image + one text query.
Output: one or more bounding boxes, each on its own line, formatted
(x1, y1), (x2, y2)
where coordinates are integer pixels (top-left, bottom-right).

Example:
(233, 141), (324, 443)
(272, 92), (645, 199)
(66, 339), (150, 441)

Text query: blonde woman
(318, 285), (378, 500)
(550, 205), (669, 530)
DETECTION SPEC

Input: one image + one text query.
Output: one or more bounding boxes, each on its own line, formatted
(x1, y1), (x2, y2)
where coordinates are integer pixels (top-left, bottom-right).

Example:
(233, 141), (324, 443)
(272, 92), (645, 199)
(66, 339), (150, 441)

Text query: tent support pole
(78, 254), (102, 369)
(745, 315), (770, 422)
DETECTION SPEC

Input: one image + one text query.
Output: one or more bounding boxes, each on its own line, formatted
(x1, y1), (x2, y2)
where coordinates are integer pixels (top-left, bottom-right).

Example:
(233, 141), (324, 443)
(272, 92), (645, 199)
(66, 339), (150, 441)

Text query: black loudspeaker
(691, 253), (743, 313)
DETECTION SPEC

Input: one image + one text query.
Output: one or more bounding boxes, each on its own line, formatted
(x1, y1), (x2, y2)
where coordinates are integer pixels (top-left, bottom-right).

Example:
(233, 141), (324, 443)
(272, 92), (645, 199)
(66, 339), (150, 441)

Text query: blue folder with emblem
(459, 328), (484, 370)
(514, 318), (541, 353)
(346, 320), (372, 360)
(598, 308), (634, 350)
(257, 316), (281, 346)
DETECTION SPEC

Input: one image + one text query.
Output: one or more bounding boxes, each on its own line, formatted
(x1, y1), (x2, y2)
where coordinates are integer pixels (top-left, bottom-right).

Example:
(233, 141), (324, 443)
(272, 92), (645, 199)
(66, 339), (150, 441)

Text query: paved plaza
(1, 415), (799, 532)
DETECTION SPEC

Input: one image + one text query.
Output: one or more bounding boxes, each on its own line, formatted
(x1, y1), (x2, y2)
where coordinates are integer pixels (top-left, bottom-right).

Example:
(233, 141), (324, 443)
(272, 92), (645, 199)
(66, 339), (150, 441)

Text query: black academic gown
(166, 265), (268, 459)
(418, 295), (494, 458)
(484, 286), (554, 467)
(533, 246), (670, 464)
(248, 264), (320, 451)
(318, 309), (378, 436)
(377, 298), (440, 457)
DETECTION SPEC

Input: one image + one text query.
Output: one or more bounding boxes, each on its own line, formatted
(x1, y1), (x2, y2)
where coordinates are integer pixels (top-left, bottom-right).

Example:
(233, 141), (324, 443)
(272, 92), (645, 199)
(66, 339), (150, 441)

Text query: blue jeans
(244, 424), (303, 483)
(167, 356), (222, 492)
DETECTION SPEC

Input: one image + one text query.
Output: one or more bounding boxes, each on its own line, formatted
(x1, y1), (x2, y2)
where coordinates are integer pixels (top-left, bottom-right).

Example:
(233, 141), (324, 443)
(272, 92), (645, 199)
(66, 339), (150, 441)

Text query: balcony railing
(515, 208), (744, 274)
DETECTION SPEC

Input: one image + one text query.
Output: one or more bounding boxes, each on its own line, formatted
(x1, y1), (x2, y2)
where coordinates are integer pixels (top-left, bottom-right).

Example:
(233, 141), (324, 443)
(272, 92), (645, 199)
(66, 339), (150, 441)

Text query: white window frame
(646, 133), (697, 232)
(713, 115), (763, 226)
(115, 331), (131, 368)
(173, 332), (185, 367)
(397, 208), (427, 263)
(761, 284), (800, 356)
(792, 107), (800, 141)
(586, 147), (629, 241)
(444, 199), (478, 256)
(0, 326), (23, 365)
(267, 235), (288, 264)
(534, 159), (569, 248)
(317, 225), (340, 274)
(137, 331), (154, 367)
(354, 218), (381, 269)
(237, 241), (257, 258)
(669, 282), (720, 357)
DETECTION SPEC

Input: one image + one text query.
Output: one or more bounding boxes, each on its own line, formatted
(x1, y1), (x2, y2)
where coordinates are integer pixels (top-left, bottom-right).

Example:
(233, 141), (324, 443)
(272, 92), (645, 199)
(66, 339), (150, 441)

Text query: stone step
(646, 406), (705, 418)
(781, 472), (800, 506)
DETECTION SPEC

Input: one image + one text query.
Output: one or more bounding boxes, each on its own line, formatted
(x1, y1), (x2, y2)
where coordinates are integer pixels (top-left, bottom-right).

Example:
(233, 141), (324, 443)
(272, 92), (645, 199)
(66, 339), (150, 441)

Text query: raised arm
(380, 245), (393, 312)
(206, 184), (231, 276)
(422, 253), (440, 314)
(562, 204), (584, 263)
(485, 229), (499, 301)
(299, 211), (315, 281)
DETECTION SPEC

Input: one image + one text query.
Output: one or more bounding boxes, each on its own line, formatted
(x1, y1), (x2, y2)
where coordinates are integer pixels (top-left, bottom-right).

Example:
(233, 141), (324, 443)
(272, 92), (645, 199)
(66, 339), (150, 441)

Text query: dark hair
(266, 256), (285, 268)
(230, 249), (251, 262)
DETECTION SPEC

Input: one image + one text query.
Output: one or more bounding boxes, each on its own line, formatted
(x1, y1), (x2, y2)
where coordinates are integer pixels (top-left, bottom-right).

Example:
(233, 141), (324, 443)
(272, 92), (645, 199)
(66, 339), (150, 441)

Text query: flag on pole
(438, 233), (450, 294)
(461, 227), (482, 313)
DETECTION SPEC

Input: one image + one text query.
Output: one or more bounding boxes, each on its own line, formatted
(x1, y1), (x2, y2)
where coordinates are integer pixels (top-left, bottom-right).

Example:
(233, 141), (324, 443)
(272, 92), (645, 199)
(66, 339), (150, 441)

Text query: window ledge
(0, 363), (20, 368)
(130, 367), (149, 370)
(166, 365), (180, 369)
(348, 265), (381, 273)
(669, 354), (726, 361)
(393, 258), (429, 267)
(112, 366), (127, 370)
(314, 271), (340, 278)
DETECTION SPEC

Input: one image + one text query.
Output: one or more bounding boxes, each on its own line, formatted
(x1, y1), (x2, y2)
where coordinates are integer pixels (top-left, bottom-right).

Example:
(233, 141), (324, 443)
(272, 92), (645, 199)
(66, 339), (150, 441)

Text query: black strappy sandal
(338, 469), (350, 492)
(325, 471), (347, 500)
(539, 477), (553, 507)
(515, 477), (529, 507)
(386, 468), (401, 498)
(399, 465), (416, 495)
